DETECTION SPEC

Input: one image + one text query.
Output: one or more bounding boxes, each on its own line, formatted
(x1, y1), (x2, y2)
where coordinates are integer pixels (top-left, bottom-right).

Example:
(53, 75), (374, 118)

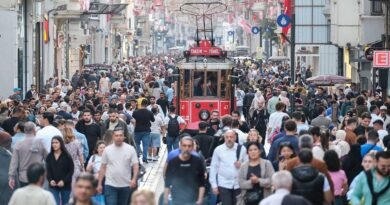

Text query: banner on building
(282, 0), (291, 43)
(43, 18), (49, 43)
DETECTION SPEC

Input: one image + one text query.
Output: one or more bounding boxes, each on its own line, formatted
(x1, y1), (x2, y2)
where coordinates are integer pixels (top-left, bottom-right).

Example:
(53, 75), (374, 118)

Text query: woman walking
(63, 128), (84, 183)
(46, 136), (74, 205)
(238, 142), (275, 205)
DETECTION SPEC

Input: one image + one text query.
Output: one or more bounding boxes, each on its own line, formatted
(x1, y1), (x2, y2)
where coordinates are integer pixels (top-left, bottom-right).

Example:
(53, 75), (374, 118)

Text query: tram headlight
(199, 110), (210, 121)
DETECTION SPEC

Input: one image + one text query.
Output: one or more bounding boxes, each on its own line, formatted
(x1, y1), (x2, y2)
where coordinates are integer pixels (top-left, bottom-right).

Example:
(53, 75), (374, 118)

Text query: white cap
(380, 106), (387, 110)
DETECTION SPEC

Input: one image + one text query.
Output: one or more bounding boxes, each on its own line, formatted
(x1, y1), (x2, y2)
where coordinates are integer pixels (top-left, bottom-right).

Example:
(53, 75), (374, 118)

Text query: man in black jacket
(260, 170), (311, 205)
(76, 109), (102, 158)
(193, 122), (213, 160)
(290, 149), (333, 205)
(243, 88), (255, 121)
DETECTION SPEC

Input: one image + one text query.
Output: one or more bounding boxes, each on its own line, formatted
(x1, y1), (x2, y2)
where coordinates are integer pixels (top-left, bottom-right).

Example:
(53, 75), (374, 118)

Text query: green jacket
(351, 169), (390, 205)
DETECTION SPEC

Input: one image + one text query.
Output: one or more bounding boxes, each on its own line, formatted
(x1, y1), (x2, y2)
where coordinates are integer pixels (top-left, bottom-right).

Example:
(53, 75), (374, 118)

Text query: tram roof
(178, 57), (234, 70)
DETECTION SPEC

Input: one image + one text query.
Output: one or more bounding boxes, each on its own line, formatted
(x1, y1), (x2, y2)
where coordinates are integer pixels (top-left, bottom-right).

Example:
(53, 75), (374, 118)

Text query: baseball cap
(373, 119), (384, 125)
(13, 88), (21, 92)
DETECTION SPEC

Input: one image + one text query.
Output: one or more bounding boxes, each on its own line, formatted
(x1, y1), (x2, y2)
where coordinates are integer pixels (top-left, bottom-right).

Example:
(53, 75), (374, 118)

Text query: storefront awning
(85, 2), (128, 14)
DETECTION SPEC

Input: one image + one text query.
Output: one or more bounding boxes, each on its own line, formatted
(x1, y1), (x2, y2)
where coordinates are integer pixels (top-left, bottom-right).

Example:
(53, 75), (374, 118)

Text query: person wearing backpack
(164, 106), (186, 153)
(350, 151), (390, 205)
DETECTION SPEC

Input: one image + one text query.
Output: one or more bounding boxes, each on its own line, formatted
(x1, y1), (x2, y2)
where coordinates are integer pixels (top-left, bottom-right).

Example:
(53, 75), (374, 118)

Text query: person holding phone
(272, 142), (296, 171)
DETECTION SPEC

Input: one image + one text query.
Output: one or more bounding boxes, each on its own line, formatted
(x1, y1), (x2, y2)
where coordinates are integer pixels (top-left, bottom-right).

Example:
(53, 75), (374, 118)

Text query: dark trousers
(218, 187), (240, 205)
(243, 106), (250, 121)
(19, 181), (28, 188)
(104, 185), (133, 205)
(334, 196), (347, 205)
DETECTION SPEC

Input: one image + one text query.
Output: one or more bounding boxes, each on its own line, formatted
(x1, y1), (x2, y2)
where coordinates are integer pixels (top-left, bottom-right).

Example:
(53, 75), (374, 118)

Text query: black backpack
(167, 115), (180, 138)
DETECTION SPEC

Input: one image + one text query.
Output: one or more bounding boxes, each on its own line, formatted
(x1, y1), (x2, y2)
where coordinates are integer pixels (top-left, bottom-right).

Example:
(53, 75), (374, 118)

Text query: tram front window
(206, 71), (217, 96)
(193, 71), (204, 96)
(193, 71), (218, 97)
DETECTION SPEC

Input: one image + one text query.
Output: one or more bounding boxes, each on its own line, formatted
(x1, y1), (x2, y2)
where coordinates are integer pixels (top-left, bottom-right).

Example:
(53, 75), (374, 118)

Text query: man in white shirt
(267, 102), (289, 141)
(8, 163), (56, 205)
(260, 171), (311, 205)
(97, 127), (139, 205)
(209, 130), (248, 205)
(373, 119), (389, 141)
(370, 105), (382, 127)
(35, 112), (63, 152)
(232, 120), (247, 145)
(380, 106), (390, 129)
(147, 96), (164, 119)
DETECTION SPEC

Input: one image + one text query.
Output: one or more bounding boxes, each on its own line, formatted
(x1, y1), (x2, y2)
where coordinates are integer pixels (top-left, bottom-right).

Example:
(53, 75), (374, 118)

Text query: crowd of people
(0, 55), (389, 205)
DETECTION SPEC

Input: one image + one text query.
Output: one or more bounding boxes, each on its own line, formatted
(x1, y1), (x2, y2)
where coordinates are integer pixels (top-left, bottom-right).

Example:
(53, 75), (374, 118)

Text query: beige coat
(237, 159), (275, 205)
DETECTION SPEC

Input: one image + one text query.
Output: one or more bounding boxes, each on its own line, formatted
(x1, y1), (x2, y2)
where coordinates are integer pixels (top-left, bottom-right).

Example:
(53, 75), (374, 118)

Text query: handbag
(243, 161), (265, 204)
(243, 189), (263, 204)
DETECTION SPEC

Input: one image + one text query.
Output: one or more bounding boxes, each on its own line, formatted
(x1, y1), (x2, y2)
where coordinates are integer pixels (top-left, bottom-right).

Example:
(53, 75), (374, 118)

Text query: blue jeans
(104, 185), (131, 205)
(134, 132), (151, 161)
(166, 136), (179, 153)
(49, 188), (71, 205)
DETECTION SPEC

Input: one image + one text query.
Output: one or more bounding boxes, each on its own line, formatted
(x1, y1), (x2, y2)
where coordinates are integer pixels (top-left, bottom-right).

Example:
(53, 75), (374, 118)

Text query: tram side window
(193, 71), (204, 96)
(206, 71), (218, 96)
(184, 70), (190, 98)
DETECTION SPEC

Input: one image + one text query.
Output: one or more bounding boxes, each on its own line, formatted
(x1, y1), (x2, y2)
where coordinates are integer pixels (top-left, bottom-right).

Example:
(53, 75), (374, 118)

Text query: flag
(228, 12), (235, 24)
(240, 19), (252, 33)
(282, 0), (291, 43)
(43, 19), (49, 43)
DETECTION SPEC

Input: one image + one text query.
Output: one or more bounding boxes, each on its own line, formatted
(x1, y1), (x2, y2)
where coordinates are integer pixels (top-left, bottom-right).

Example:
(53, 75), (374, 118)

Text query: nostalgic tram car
(174, 0), (237, 130)
(175, 40), (236, 130)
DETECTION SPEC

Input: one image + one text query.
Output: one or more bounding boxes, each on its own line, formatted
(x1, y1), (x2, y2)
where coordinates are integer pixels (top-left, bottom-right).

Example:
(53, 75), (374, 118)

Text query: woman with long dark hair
(237, 142), (274, 205)
(341, 144), (363, 185)
(324, 150), (348, 205)
(272, 142), (296, 171)
(63, 128), (84, 183)
(46, 136), (74, 205)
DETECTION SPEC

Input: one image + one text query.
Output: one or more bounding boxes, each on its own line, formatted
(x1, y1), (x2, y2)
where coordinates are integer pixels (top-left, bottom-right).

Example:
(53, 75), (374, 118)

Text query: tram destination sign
(190, 47), (221, 56)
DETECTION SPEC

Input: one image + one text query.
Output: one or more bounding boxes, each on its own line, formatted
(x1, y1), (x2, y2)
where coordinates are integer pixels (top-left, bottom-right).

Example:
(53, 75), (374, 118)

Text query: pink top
(329, 170), (348, 196)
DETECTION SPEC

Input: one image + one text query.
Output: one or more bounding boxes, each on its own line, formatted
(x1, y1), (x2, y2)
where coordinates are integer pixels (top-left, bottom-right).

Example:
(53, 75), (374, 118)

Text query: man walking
(132, 99), (155, 163)
(8, 163), (56, 205)
(36, 111), (63, 152)
(97, 128), (139, 205)
(290, 149), (333, 205)
(164, 136), (206, 205)
(164, 106), (186, 153)
(9, 122), (48, 188)
(193, 121), (214, 160)
(209, 130), (248, 205)
(68, 173), (100, 205)
(260, 171), (311, 205)
(76, 109), (102, 158)
(351, 151), (390, 205)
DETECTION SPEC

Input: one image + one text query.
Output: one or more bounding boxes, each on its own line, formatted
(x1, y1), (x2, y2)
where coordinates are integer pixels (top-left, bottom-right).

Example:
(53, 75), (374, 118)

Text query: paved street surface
(139, 145), (167, 202)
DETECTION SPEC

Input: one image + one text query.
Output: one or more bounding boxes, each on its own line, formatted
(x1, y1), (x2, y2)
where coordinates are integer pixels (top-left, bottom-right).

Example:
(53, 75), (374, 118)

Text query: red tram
(174, 0), (236, 130)
(175, 40), (236, 130)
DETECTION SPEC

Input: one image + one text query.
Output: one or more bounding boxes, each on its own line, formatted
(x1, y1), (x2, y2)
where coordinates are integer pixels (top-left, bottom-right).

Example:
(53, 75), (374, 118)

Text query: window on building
(371, 2), (383, 16)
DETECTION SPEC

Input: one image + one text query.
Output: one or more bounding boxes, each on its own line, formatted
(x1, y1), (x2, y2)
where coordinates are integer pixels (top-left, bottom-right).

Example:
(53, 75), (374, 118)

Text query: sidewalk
(139, 145), (167, 202)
